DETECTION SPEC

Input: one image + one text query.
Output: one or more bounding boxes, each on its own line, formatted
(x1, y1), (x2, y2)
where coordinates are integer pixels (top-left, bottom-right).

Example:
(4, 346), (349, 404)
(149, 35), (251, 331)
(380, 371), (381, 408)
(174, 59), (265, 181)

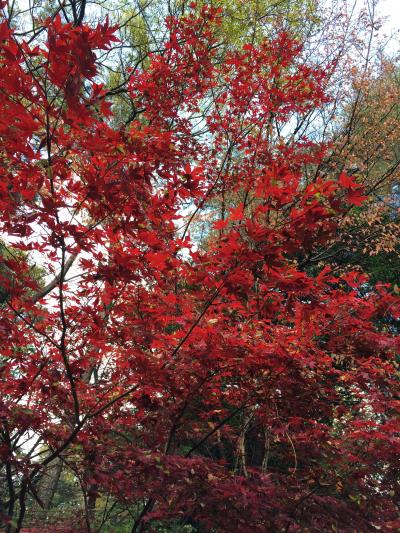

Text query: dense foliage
(0, 1), (399, 532)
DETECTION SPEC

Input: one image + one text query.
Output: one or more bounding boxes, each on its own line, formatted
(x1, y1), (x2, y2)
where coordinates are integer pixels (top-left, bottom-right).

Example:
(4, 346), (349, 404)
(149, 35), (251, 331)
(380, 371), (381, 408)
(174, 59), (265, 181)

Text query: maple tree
(0, 2), (399, 532)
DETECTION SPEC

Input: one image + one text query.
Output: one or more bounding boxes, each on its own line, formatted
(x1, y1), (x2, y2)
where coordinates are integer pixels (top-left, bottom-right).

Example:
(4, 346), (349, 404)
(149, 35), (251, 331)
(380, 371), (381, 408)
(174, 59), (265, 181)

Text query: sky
(379, 0), (400, 50)
(14, 0), (399, 45)
(381, 0), (400, 25)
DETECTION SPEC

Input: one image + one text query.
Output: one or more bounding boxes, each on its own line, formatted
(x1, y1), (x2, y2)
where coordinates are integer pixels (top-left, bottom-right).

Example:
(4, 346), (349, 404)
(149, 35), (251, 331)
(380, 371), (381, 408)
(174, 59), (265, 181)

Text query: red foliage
(0, 6), (399, 532)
